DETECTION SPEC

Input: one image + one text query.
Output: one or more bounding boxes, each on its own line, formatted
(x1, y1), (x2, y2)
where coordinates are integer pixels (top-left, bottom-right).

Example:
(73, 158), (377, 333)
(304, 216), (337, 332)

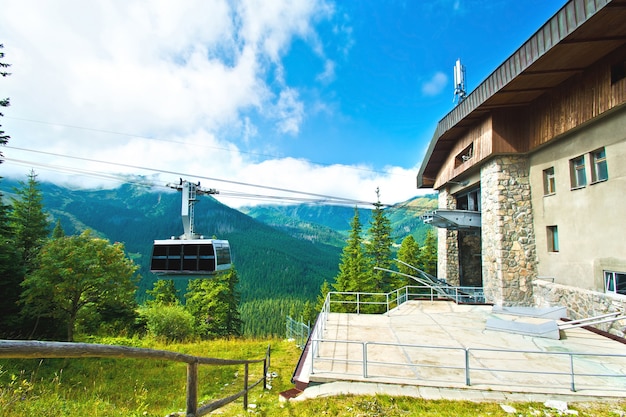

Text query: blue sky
(1, 0), (565, 207)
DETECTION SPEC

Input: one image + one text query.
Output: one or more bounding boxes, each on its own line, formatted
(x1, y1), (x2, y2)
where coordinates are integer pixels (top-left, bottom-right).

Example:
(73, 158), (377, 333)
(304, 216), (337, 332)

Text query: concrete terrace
(292, 300), (626, 401)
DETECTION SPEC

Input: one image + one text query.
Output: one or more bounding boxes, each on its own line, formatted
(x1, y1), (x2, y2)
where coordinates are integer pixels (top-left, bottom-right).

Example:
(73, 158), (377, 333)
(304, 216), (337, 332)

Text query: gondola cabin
(150, 238), (231, 277)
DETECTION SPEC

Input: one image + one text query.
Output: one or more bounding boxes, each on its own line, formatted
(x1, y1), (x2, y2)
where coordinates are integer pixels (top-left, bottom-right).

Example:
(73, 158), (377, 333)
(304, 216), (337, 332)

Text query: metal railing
(307, 288), (626, 393)
(325, 285), (484, 315)
(286, 315), (310, 349)
(0, 340), (270, 417)
(309, 339), (626, 392)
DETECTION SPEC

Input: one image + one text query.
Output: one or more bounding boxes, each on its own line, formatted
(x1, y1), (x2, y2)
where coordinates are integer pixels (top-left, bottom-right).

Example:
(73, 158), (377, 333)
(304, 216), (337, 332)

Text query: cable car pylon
(150, 179), (232, 277)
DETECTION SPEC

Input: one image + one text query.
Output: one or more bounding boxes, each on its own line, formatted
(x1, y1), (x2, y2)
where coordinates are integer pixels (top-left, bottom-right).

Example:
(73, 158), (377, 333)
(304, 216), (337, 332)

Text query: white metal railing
(323, 285), (484, 316)
(309, 339), (626, 392)
(306, 287), (626, 393)
(285, 315), (310, 349)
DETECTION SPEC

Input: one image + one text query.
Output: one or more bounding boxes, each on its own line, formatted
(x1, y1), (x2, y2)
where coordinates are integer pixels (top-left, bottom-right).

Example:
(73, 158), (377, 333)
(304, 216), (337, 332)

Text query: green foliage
(366, 188), (394, 292)
(240, 298), (309, 337)
(138, 304), (195, 342)
(10, 170), (50, 272)
(1, 338), (622, 417)
(420, 229), (438, 277)
(0, 182), (24, 337)
(20, 230), (139, 341)
(0, 179), (438, 337)
(314, 280), (331, 313)
(396, 235), (421, 287)
(184, 267), (242, 339)
(185, 266), (242, 339)
(0, 338), (298, 417)
(334, 208), (374, 293)
(146, 279), (180, 306)
(51, 219), (65, 239)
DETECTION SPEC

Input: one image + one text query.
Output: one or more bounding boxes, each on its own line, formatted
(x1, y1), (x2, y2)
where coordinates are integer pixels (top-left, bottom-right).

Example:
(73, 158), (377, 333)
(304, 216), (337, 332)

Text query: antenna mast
(453, 58), (467, 104)
(167, 179), (219, 239)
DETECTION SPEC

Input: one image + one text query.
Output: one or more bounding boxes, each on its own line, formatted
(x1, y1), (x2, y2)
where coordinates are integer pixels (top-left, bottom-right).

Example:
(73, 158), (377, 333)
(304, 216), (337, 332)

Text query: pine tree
(51, 219), (65, 239)
(366, 188), (393, 292)
(396, 235), (421, 287)
(146, 279), (180, 306)
(333, 207), (374, 293)
(185, 266), (242, 339)
(420, 229), (438, 277)
(0, 183), (24, 337)
(302, 300), (315, 326)
(315, 280), (331, 313)
(10, 170), (50, 272)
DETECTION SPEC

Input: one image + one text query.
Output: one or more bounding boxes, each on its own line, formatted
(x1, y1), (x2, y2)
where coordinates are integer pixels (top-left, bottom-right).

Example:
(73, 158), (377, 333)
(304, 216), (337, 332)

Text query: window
(605, 271), (626, 296)
(611, 60), (626, 85)
(590, 148), (608, 183)
(456, 188), (481, 211)
(454, 143), (474, 168)
(546, 226), (559, 252)
(543, 167), (556, 195)
(569, 155), (586, 189)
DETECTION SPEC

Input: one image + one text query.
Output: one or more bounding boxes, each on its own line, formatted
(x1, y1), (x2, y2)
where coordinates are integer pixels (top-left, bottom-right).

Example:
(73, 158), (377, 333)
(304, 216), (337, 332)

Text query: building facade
(417, 0), (626, 336)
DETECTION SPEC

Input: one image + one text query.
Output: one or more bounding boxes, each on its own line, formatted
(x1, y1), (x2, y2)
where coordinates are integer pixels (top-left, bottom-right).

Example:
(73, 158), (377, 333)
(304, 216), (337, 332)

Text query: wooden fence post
(186, 362), (198, 417)
(243, 363), (249, 410)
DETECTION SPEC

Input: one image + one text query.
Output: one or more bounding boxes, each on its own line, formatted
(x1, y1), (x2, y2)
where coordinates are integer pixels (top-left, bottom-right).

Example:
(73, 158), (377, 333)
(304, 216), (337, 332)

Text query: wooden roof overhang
(417, 0), (626, 189)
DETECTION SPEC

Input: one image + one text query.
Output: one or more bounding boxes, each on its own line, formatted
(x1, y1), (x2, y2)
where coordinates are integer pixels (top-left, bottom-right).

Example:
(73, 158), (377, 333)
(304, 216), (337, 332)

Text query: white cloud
(0, 0), (423, 209)
(274, 88), (304, 135)
(421, 71), (448, 96)
(316, 59), (336, 84)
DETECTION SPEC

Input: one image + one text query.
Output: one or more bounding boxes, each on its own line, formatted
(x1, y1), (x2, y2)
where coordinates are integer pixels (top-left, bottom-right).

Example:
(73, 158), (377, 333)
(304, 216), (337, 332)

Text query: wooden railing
(0, 340), (270, 417)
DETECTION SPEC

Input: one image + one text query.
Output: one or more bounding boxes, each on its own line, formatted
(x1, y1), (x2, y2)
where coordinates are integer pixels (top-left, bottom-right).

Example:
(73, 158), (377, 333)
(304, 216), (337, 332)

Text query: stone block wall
(533, 279), (626, 338)
(437, 189), (459, 285)
(481, 156), (538, 306)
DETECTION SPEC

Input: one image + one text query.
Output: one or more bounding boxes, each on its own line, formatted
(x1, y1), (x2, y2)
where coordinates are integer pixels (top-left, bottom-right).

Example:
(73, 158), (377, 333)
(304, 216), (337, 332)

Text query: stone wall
(481, 156), (538, 306)
(437, 189), (459, 285)
(533, 279), (626, 338)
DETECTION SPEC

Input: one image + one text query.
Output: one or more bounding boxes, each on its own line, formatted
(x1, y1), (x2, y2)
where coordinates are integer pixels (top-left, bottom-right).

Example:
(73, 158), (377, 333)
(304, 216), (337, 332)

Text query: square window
(543, 167), (556, 195)
(454, 143), (474, 168)
(605, 271), (626, 296)
(547, 226), (559, 252)
(590, 148), (608, 183)
(611, 60), (626, 85)
(569, 155), (586, 189)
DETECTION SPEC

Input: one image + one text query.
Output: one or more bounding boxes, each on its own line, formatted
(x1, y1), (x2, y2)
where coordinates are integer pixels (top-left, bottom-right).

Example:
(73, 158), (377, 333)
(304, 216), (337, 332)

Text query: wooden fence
(0, 340), (270, 417)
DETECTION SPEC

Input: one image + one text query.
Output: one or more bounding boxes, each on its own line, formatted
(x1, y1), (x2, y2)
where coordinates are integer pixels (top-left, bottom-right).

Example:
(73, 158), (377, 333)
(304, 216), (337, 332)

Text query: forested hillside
(240, 195), (437, 246)
(0, 179), (341, 303)
(0, 179), (436, 337)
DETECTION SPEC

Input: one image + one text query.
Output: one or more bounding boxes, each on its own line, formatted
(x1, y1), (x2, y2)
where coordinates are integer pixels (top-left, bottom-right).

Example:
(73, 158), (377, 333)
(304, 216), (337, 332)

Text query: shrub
(138, 304), (195, 342)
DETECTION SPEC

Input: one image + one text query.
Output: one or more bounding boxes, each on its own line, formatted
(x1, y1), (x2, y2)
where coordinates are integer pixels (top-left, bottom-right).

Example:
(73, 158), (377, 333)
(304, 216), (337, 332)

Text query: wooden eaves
(417, 0), (626, 189)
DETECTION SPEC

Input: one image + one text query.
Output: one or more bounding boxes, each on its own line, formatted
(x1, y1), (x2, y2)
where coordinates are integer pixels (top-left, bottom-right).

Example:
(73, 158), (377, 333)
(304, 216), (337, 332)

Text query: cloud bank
(0, 0), (424, 208)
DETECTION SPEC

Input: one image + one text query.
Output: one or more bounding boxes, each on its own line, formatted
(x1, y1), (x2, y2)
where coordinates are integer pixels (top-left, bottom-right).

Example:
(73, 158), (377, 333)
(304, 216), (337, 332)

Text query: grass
(1, 336), (624, 417)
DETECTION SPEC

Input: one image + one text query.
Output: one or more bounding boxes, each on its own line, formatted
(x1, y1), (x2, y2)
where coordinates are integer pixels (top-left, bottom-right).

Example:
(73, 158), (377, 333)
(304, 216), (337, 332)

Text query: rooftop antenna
(453, 58), (467, 104)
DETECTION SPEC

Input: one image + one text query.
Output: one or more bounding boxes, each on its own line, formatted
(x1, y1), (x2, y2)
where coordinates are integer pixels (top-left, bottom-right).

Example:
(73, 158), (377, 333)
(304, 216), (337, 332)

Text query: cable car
(150, 180), (232, 277)
(151, 238), (231, 276)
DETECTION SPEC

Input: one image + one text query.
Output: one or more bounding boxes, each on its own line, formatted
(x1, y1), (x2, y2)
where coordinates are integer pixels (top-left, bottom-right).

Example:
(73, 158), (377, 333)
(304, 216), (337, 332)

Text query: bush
(138, 304), (195, 342)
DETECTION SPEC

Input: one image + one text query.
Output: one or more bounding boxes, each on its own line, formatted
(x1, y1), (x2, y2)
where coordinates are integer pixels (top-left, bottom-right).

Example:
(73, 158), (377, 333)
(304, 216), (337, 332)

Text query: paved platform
(293, 300), (626, 401)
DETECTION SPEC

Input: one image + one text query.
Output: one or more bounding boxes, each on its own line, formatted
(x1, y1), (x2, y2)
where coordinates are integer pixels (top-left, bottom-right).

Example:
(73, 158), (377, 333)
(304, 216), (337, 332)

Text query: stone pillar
(481, 156), (538, 306)
(437, 189), (459, 285)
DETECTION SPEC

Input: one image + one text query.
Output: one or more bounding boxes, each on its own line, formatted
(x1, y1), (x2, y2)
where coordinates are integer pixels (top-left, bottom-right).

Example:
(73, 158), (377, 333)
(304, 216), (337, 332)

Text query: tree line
(308, 188), (438, 317)
(0, 171), (242, 342)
